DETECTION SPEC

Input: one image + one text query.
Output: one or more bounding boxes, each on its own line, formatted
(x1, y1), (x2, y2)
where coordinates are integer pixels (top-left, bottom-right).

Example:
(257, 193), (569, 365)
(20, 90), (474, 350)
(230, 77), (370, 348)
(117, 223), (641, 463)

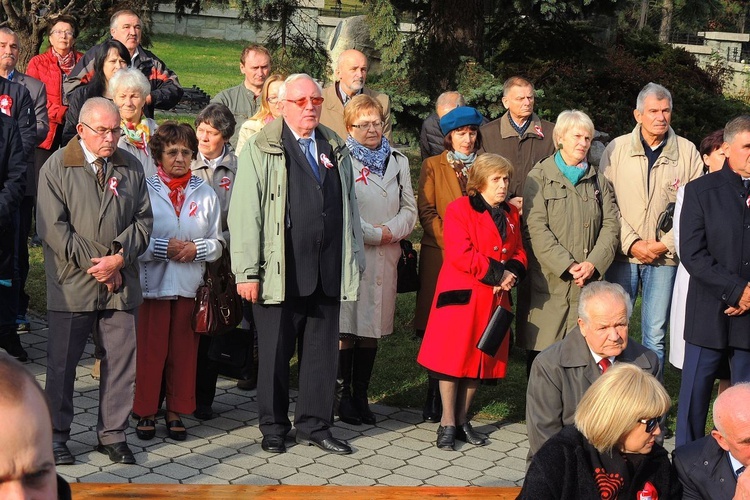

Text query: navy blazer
(681, 163), (750, 349)
(673, 434), (737, 499)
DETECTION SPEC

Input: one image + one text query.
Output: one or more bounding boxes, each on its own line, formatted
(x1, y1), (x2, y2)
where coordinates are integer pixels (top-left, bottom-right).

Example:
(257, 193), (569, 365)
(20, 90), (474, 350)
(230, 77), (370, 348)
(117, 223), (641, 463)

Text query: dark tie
(298, 138), (321, 183)
(738, 466), (746, 477)
(744, 180), (750, 208)
(94, 157), (106, 190)
(598, 358), (611, 374)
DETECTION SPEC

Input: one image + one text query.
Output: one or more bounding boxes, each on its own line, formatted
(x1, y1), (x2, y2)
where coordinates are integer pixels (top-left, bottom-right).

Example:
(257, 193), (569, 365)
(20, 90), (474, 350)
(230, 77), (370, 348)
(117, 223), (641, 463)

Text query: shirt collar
(6, 69), (15, 82)
(589, 349), (615, 367)
(337, 82), (360, 105)
(130, 48), (140, 66)
(728, 452), (745, 477)
(199, 146), (226, 169)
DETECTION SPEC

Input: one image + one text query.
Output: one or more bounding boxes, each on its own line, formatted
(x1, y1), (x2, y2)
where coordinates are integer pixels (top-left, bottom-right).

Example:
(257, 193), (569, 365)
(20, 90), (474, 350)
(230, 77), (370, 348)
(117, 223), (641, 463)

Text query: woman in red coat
(417, 153), (526, 451)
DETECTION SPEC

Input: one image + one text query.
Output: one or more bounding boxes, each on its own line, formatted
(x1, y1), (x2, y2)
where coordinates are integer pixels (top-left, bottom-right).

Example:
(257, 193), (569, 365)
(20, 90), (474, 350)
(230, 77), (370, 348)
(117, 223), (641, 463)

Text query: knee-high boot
(422, 375), (442, 422)
(352, 345), (377, 425)
(336, 348), (361, 425)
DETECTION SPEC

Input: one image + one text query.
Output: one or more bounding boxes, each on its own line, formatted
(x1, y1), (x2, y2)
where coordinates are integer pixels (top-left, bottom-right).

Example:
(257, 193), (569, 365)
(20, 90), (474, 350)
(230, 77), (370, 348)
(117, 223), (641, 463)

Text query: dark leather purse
(476, 296), (514, 357)
(655, 202), (676, 241)
(397, 239), (420, 293)
(192, 248), (243, 336)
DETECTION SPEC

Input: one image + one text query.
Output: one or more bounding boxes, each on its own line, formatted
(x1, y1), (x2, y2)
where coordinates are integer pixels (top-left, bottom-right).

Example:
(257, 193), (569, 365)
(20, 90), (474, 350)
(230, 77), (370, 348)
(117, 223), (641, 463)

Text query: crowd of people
(1, 9), (750, 499)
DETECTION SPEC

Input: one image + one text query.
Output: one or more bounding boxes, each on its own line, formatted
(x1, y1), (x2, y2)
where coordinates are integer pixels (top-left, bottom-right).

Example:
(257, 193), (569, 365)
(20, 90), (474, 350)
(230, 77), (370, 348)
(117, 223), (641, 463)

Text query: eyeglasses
(350, 121), (383, 130)
(637, 417), (660, 434)
(164, 148), (194, 158)
(284, 96), (324, 107)
(267, 96), (279, 104)
(51, 30), (75, 38)
(82, 122), (123, 138)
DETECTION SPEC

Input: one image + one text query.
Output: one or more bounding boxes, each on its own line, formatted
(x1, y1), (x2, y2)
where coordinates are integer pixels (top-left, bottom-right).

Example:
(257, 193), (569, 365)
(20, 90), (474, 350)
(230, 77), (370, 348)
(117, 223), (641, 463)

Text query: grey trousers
(45, 309), (137, 445)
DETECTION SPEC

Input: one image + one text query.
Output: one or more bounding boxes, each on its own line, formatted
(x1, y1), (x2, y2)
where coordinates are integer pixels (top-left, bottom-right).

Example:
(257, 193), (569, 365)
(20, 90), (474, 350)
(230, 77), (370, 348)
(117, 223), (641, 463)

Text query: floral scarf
(52, 48), (76, 75)
(346, 136), (391, 178)
(447, 150), (477, 195)
(157, 165), (190, 216)
(121, 116), (152, 154)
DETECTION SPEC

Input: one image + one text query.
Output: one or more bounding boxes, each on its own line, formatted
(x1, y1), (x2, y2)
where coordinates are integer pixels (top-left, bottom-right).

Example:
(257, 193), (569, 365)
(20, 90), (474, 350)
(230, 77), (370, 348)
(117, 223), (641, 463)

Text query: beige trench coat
(339, 150), (417, 338)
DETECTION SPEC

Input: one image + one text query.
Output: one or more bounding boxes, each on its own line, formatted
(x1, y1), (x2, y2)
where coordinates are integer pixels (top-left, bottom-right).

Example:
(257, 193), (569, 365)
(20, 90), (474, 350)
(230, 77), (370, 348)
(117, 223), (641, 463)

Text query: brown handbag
(192, 248), (243, 336)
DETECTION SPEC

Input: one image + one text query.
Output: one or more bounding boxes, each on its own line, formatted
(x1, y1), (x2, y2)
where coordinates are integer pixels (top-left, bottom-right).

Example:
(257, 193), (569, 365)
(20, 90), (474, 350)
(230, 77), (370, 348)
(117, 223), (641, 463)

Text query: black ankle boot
(352, 345), (377, 425)
(422, 375), (442, 422)
(0, 329), (28, 362)
(336, 348), (361, 425)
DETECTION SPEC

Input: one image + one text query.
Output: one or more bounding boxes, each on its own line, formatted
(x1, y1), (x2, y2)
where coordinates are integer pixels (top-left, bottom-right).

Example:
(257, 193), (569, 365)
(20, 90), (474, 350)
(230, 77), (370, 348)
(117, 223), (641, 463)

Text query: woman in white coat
(337, 94), (417, 425)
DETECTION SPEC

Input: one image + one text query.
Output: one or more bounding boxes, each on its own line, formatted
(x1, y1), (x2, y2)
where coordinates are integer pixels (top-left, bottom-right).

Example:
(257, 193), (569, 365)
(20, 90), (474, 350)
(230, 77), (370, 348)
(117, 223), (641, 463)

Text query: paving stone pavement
(12, 316), (675, 488)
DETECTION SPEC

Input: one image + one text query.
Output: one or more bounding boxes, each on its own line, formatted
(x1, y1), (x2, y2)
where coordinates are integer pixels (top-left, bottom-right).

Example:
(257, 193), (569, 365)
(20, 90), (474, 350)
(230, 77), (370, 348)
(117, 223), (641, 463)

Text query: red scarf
(157, 165), (190, 216)
(52, 48), (76, 75)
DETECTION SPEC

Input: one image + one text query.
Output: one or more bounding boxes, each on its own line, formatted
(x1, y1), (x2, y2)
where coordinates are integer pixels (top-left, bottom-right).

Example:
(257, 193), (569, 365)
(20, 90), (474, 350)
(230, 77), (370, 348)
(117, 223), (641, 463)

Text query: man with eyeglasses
(674, 383), (750, 499)
(229, 73), (364, 455)
(320, 49), (392, 142)
(525, 281), (660, 467)
(211, 44), (272, 149)
(36, 97), (152, 466)
(63, 9), (182, 119)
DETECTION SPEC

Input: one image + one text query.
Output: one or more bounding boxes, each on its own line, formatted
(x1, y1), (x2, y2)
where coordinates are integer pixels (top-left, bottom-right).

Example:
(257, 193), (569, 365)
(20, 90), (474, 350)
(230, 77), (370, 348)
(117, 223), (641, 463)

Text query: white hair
(278, 74), (323, 101)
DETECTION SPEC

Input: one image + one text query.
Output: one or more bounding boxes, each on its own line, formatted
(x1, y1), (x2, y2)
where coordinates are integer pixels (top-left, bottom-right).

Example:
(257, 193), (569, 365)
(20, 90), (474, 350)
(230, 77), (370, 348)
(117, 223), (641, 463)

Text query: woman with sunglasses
(235, 73), (285, 155)
(335, 94), (417, 426)
(520, 363), (680, 499)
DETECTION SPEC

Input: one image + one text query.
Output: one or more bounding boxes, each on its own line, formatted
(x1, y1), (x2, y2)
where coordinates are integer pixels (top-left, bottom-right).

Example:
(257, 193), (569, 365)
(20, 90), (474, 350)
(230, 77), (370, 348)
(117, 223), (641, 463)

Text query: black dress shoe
(456, 422), (489, 446)
(261, 435), (286, 453)
(193, 406), (217, 421)
(296, 434), (352, 454)
(436, 425), (456, 450)
(96, 442), (135, 464)
(0, 333), (28, 362)
(53, 442), (74, 465)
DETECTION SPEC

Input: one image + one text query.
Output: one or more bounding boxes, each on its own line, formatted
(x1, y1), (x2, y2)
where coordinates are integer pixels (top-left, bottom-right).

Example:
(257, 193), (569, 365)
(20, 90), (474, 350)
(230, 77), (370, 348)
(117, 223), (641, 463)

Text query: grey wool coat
(37, 138), (152, 312)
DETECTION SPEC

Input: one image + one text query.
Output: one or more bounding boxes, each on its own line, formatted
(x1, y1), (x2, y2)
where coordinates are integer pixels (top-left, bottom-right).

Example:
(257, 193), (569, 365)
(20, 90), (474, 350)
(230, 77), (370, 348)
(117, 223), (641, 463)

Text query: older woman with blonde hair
(517, 109), (619, 375)
(521, 363), (680, 499)
(235, 73), (285, 155)
(417, 153), (526, 450)
(336, 94), (417, 426)
(110, 67), (158, 176)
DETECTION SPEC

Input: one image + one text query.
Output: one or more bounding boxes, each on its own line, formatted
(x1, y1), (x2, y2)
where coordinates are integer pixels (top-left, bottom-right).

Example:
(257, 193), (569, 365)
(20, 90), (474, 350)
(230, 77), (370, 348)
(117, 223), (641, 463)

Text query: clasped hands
(630, 239), (668, 264)
(726, 284), (750, 317)
(567, 261), (596, 288)
(87, 254), (125, 293)
(492, 270), (517, 294)
(166, 238), (197, 263)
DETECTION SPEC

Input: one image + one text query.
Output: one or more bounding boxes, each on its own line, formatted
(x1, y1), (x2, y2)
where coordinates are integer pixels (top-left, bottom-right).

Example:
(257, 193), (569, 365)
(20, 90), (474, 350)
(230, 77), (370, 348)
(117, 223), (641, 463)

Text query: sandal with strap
(165, 417), (187, 441)
(135, 418), (156, 440)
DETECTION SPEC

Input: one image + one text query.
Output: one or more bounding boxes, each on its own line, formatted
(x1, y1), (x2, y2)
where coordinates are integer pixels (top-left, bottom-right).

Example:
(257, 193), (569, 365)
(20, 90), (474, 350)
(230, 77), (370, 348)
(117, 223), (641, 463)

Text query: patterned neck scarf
(346, 135), (391, 178)
(447, 151), (477, 195)
(157, 165), (190, 216)
(121, 116), (152, 153)
(508, 113), (531, 137)
(52, 48), (76, 76)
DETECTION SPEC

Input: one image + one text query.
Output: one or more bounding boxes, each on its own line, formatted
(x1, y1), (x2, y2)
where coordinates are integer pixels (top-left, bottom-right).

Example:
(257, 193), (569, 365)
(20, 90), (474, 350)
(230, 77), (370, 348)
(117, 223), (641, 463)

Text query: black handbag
(207, 327), (251, 369)
(192, 248), (243, 336)
(655, 202), (676, 241)
(397, 239), (420, 293)
(476, 299), (514, 357)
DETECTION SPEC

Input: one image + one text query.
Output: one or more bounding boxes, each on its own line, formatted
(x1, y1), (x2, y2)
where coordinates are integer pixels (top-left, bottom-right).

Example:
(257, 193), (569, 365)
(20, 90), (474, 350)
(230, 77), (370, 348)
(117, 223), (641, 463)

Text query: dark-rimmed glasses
(284, 96), (324, 107)
(637, 417), (660, 433)
(81, 122), (123, 138)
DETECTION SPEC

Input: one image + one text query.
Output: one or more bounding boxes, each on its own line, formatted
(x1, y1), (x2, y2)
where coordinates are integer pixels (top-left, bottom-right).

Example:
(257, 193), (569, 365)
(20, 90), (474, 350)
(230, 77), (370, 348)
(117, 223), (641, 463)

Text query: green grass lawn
(25, 33), (709, 430)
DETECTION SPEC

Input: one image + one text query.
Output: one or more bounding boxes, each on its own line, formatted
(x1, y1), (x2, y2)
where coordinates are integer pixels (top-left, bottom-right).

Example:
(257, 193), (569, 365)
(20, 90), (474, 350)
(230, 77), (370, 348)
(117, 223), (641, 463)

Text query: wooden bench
(70, 483), (522, 499)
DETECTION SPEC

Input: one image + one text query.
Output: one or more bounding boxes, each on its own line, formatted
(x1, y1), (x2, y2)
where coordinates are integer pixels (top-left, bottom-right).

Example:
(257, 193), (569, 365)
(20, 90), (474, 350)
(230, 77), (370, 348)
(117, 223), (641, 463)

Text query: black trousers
(252, 285), (340, 440)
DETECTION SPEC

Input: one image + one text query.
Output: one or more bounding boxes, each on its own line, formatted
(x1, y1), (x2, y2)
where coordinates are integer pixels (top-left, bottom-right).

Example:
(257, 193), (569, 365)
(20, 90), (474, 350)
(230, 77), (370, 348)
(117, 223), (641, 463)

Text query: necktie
(598, 358), (611, 374)
(738, 466), (746, 477)
(744, 179), (750, 208)
(298, 138), (321, 183)
(94, 157), (106, 190)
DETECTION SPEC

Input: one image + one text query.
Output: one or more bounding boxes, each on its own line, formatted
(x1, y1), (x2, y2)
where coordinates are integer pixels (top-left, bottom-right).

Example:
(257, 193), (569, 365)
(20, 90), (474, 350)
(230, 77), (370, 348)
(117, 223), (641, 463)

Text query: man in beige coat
(600, 82), (702, 373)
(37, 97), (152, 466)
(320, 49), (392, 142)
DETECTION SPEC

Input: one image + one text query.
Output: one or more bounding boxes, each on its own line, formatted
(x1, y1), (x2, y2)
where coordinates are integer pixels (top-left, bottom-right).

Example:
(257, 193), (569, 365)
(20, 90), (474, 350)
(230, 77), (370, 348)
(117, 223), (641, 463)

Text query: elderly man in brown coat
(37, 97), (152, 466)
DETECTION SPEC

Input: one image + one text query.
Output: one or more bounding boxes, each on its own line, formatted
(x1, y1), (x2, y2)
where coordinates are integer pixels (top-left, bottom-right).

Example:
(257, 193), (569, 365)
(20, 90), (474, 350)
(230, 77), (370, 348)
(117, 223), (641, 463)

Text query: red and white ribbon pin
(356, 167), (370, 185)
(219, 176), (231, 191)
(533, 125), (544, 138)
(108, 177), (119, 197)
(320, 153), (334, 169)
(0, 94), (12, 116)
(189, 201), (198, 217)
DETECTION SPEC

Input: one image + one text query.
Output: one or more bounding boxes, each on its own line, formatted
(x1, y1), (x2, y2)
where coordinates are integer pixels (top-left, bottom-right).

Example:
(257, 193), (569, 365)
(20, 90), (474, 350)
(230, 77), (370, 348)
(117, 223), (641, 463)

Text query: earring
(558, 143), (563, 150)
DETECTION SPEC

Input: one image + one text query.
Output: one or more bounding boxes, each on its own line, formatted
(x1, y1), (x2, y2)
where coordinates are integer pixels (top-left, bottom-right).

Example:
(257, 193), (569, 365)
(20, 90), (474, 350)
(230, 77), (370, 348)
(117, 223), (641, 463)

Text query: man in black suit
(674, 383), (750, 499)
(677, 115), (750, 446)
(228, 74), (363, 455)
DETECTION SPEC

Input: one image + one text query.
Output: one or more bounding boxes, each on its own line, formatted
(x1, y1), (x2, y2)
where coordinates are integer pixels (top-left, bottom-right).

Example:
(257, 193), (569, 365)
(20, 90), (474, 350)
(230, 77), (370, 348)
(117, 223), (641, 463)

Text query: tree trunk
(659, 0), (673, 43)
(638, 0), (649, 29)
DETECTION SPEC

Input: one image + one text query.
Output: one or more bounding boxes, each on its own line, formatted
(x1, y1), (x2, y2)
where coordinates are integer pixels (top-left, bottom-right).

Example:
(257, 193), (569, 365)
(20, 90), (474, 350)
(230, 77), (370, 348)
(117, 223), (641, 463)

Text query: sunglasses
(638, 417), (660, 433)
(284, 96), (324, 107)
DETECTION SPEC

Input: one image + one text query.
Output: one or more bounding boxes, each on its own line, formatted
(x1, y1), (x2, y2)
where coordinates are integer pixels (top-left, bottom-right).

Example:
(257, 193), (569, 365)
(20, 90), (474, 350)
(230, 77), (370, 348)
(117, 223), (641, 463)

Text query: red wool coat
(417, 195), (526, 379)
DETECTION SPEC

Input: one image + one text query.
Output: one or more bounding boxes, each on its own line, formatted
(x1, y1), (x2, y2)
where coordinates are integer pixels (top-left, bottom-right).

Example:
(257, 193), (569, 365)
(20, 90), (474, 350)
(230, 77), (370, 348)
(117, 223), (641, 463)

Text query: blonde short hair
(552, 110), (595, 148)
(343, 94), (384, 129)
(574, 363), (670, 453)
(466, 154), (514, 196)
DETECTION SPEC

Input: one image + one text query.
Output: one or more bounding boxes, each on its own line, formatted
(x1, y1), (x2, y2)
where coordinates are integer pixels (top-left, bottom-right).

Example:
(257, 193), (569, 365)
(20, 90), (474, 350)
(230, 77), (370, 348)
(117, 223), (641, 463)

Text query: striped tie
(94, 157), (106, 190)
